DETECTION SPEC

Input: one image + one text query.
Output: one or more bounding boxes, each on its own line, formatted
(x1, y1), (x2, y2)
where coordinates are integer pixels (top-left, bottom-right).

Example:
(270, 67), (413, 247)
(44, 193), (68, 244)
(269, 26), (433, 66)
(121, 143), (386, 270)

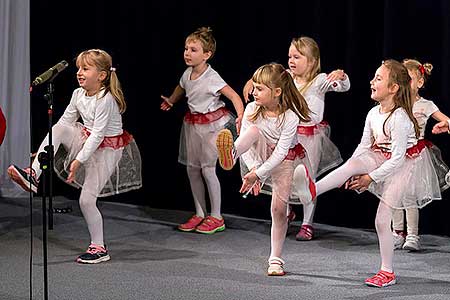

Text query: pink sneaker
(76, 243), (110, 264)
(7, 165), (39, 193)
(365, 270), (396, 287)
(178, 215), (204, 232)
(195, 216), (225, 234)
(296, 224), (314, 241)
(293, 164), (316, 204)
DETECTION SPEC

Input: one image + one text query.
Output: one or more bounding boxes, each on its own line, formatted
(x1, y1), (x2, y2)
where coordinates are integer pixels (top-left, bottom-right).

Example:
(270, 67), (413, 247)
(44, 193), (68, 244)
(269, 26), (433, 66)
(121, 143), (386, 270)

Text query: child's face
(76, 62), (105, 96)
(370, 65), (395, 103)
(252, 82), (281, 110)
(184, 39), (211, 67)
(288, 44), (310, 77)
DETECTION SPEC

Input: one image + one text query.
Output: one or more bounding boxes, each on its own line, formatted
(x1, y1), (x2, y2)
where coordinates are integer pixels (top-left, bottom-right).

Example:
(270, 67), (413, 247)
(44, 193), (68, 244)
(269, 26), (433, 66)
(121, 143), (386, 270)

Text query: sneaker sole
(195, 225), (225, 234)
(77, 254), (111, 264)
(216, 129), (234, 170)
(7, 166), (37, 193)
(267, 271), (286, 276)
(365, 278), (396, 287)
(178, 226), (198, 232)
(402, 244), (420, 251)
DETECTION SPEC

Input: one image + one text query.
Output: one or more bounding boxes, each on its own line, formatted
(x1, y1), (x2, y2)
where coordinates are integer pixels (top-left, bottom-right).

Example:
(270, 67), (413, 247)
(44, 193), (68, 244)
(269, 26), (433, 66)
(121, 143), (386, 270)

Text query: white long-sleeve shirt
(352, 105), (417, 183)
(241, 102), (299, 181)
(57, 88), (123, 163)
(292, 73), (350, 125)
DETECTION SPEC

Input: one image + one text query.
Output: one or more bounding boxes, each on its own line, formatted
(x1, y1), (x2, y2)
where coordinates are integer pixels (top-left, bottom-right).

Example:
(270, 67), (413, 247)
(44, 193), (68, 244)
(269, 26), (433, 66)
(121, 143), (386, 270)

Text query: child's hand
(66, 159), (81, 183)
(235, 116), (242, 135)
(432, 120), (449, 134)
(240, 170), (260, 195)
(160, 95), (173, 111)
(346, 174), (372, 192)
(327, 69), (346, 82)
(242, 80), (254, 103)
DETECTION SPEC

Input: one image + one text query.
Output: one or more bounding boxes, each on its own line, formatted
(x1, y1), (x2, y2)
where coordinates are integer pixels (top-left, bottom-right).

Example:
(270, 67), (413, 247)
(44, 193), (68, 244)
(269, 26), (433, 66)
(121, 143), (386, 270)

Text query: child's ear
(274, 87), (282, 97)
(98, 70), (107, 82)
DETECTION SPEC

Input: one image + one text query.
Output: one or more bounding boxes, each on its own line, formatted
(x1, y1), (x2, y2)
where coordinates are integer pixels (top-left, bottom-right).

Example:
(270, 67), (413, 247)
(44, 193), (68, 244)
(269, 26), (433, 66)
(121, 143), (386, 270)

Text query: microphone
(32, 60), (69, 86)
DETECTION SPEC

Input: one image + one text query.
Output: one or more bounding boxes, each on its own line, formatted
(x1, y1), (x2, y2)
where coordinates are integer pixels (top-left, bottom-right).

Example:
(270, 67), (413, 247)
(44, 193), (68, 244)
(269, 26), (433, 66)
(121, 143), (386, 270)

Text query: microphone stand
(36, 80), (57, 300)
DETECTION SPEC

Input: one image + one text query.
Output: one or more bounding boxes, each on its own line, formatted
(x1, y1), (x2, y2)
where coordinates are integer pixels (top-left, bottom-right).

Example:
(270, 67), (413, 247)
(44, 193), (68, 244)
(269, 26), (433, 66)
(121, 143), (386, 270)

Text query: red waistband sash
(82, 127), (133, 149)
(268, 143), (306, 161)
(296, 121), (329, 136)
(371, 139), (432, 159)
(184, 107), (229, 124)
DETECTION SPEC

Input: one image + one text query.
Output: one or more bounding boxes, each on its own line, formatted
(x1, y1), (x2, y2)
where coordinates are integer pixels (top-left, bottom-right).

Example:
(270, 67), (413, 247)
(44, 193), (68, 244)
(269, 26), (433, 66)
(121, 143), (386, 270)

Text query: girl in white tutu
(243, 36), (350, 241)
(295, 59), (441, 287)
(391, 59), (450, 251)
(160, 27), (244, 234)
(8, 49), (143, 264)
(216, 63), (314, 276)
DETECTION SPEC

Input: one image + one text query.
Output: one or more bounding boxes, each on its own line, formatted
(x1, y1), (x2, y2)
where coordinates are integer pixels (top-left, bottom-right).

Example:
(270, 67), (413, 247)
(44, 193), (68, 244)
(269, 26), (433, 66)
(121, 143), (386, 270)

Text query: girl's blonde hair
(186, 27), (216, 58)
(76, 49), (126, 113)
(249, 63), (311, 124)
(381, 59), (420, 138)
(402, 58), (433, 88)
(291, 36), (321, 93)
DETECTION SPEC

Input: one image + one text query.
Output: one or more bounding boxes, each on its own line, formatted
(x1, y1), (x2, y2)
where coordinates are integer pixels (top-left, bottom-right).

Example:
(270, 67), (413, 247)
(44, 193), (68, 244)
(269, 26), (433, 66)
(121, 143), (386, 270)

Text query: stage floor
(1, 196), (450, 300)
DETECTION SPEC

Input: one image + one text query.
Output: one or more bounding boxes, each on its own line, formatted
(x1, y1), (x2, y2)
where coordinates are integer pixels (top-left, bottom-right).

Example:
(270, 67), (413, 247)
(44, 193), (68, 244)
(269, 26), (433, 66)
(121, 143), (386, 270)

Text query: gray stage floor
(1, 196), (449, 300)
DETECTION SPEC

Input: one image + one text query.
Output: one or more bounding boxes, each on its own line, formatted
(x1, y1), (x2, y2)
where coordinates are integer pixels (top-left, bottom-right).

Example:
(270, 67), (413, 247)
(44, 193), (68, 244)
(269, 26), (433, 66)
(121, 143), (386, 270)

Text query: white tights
(315, 157), (394, 272)
(32, 122), (117, 247)
(234, 125), (292, 259)
(187, 166), (221, 218)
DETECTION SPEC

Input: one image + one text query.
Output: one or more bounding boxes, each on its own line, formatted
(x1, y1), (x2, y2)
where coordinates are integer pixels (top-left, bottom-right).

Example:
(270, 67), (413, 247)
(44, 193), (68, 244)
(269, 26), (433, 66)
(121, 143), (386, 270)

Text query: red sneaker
(178, 215), (204, 232)
(296, 224), (314, 241)
(365, 270), (396, 287)
(195, 216), (225, 234)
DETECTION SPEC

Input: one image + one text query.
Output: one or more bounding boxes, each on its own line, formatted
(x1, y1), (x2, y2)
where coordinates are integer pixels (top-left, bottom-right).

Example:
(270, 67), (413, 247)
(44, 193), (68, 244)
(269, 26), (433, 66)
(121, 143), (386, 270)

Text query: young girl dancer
(391, 59), (449, 251)
(160, 27), (244, 234)
(216, 63), (314, 276)
(244, 36), (350, 241)
(8, 49), (142, 263)
(295, 59), (441, 287)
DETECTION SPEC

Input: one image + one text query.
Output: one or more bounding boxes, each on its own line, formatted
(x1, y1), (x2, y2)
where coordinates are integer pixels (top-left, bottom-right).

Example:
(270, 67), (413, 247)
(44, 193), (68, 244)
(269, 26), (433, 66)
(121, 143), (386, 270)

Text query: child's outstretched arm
(320, 69), (351, 93)
(160, 85), (185, 111)
(219, 85), (244, 134)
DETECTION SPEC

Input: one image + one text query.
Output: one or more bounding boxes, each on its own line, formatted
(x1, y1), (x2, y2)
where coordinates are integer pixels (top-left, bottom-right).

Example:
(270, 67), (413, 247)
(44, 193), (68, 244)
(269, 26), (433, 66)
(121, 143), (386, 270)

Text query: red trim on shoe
(296, 224), (314, 241)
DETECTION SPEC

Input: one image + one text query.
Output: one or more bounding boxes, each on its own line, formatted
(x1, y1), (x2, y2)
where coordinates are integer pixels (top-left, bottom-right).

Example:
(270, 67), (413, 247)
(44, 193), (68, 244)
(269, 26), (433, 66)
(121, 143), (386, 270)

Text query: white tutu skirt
(54, 123), (142, 197)
(354, 145), (441, 209)
(178, 107), (236, 168)
(239, 133), (312, 205)
(297, 122), (342, 179)
(423, 141), (449, 192)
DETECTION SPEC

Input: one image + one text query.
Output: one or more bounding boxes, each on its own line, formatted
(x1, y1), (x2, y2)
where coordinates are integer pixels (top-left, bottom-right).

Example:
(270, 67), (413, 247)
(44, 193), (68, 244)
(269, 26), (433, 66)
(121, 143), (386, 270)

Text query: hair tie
(418, 65), (425, 75)
(110, 67), (116, 72)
